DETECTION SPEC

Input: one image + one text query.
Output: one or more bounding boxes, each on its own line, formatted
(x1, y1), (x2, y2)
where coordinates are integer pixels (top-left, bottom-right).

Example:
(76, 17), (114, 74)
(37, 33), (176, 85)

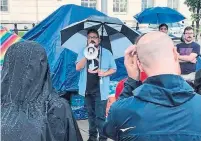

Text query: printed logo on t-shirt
(179, 48), (193, 56)
(88, 58), (99, 71)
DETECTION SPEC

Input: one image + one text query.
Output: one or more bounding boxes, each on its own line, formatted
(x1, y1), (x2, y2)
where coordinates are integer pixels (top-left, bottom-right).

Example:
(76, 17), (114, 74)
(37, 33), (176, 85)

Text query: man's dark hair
(87, 29), (99, 38)
(159, 24), (168, 30)
(183, 26), (193, 34)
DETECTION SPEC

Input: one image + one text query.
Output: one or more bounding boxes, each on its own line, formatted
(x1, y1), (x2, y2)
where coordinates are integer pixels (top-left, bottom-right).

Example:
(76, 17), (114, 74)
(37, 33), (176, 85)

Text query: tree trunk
(192, 21), (194, 28)
(195, 20), (200, 41)
(192, 8), (195, 31)
(195, 0), (200, 41)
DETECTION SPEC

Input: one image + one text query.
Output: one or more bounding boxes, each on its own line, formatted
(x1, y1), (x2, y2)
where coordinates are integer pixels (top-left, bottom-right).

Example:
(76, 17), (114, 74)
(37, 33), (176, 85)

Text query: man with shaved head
(103, 32), (201, 141)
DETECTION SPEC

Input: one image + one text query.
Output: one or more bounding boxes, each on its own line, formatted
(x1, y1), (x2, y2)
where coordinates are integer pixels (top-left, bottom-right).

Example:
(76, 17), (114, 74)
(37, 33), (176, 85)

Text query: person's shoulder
(102, 48), (112, 55)
(192, 42), (200, 47)
(49, 96), (70, 110)
(190, 94), (201, 110)
(79, 47), (85, 53)
(193, 93), (201, 99)
(110, 97), (137, 112)
(176, 42), (184, 47)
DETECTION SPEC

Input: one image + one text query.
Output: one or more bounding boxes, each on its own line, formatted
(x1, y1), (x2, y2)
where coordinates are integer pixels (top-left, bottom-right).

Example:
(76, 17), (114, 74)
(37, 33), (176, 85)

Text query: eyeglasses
(184, 33), (193, 35)
(87, 36), (99, 40)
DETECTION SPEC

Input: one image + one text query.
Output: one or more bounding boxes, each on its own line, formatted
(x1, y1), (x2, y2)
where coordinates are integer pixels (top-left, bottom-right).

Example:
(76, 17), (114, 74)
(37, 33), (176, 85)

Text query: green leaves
(184, 0), (201, 41)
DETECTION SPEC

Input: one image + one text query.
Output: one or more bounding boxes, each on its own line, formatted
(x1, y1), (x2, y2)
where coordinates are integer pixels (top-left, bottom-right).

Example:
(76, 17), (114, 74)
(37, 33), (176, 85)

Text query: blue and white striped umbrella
(61, 15), (140, 59)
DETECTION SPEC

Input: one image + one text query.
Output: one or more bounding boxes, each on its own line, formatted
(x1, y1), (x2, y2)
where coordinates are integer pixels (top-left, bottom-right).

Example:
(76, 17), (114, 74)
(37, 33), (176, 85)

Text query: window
(113, 0), (127, 13)
(167, 0), (179, 10)
(81, 0), (97, 9)
(141, 0), (154, 11)
(1, 0), (8, 12)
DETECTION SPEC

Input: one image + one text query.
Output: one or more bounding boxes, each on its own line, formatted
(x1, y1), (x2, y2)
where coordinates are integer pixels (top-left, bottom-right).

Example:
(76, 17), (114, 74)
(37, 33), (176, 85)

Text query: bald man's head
(136, 32), (180, 76)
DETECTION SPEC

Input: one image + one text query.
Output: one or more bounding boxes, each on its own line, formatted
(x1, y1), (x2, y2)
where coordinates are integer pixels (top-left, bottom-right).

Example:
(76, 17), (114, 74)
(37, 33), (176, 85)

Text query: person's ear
(137, 60), (144, 72)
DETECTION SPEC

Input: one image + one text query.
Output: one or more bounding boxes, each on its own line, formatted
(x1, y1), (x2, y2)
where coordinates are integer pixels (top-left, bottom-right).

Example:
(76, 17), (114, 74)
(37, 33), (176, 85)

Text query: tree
(184, 0), (201, 40)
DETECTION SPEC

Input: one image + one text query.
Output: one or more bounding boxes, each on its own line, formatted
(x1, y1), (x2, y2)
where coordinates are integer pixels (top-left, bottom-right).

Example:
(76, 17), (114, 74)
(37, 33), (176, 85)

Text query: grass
(18, 31), (26, 37)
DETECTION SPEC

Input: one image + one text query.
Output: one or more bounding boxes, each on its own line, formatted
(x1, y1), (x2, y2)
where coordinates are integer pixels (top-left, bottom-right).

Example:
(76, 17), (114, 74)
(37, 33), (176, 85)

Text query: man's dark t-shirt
(86, 54), (100, 95)
(176, 42), (200, 74)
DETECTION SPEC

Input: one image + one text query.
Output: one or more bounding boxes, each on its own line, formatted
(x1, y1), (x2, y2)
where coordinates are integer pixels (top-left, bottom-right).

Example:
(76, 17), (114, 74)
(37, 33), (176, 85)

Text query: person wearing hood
(1, 41), (83, 141)
(103, 32), (201, 141)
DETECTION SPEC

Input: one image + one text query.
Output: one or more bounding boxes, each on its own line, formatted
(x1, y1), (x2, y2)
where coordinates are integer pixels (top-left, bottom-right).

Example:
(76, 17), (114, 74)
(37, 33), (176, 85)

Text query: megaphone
(84, 43), (98, 60)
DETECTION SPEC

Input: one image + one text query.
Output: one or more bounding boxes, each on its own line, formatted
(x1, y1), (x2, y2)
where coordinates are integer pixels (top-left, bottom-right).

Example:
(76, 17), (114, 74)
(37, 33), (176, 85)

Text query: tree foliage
(184, 0), (201, 40)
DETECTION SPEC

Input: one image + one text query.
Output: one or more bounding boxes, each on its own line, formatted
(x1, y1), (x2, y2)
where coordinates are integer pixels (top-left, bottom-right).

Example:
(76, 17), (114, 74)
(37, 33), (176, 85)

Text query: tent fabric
(1, 41), (83, 141)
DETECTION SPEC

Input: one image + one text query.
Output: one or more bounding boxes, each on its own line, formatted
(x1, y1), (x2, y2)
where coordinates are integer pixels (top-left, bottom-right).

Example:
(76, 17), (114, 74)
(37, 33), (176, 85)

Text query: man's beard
(185, 37), (193, 43)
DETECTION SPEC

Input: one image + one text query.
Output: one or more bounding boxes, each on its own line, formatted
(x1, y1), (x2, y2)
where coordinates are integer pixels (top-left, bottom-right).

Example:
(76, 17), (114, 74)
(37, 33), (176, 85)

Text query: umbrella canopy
(61, 15), (140, 59)
(0, 26), (24, 68)
(134, 7), (185, 24)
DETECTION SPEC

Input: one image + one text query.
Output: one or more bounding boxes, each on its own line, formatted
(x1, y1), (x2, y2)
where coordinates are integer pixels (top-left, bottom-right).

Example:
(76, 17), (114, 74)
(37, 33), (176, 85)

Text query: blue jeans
(85, 94), (107, 140)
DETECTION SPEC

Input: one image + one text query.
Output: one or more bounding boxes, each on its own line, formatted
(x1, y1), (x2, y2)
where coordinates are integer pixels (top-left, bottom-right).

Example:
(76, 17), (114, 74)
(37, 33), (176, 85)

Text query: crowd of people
(1, 23), (201, 141)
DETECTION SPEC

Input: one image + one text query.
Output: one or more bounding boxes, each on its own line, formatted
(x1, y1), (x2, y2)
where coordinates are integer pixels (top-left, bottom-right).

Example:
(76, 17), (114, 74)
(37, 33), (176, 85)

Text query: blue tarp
(197, 57), (201, 70)
(23, 4), (127, 93)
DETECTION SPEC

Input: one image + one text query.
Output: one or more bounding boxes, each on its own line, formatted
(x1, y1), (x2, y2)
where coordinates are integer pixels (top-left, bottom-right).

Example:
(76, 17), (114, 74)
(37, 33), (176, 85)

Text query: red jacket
(115, 72), (148, 99)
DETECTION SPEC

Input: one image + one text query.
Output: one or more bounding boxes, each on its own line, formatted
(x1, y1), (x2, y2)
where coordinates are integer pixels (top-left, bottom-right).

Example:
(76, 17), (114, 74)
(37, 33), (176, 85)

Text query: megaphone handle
(100, 77), (103, 84)
(91, 59), (95, 68)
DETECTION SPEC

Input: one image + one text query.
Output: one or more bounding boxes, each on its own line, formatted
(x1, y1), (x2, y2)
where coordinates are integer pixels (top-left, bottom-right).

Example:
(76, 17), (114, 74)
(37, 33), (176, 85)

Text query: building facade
(0, 0), (191, 27)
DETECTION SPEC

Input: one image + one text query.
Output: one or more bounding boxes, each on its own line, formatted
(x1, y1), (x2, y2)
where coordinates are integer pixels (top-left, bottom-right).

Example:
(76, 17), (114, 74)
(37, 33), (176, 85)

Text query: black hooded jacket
(1, 41), (83, 141)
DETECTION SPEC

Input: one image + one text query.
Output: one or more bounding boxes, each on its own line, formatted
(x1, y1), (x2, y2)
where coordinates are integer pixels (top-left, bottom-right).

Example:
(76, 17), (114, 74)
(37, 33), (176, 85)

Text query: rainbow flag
(0, 26), (24, 68)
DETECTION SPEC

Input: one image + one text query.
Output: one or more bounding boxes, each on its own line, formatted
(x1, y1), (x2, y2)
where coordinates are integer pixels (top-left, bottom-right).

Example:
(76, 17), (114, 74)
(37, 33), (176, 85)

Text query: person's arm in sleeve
(118, 77), (142, 100)
(76, 49), (87, 71)
(103, 105), (118, 140)
(47, 98), (83, 141)
(178, 44), (200, 63)
(98, 53), (117, 77)
(176, 44), (188, 63)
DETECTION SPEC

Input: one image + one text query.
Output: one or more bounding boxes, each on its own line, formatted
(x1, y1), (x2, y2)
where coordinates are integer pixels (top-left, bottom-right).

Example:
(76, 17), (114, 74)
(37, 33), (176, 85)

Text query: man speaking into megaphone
(76, 29), (117, 141)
